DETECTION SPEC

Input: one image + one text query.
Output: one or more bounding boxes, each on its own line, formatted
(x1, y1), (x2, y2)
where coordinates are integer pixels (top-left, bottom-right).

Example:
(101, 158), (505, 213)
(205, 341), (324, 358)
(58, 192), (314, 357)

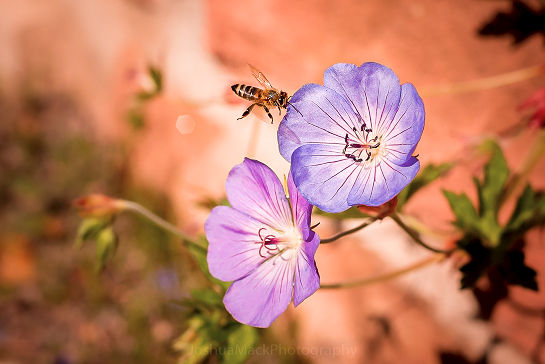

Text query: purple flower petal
(381, 84), (425, 165)
(324, 62), (402, 132)
(291, 144), (360, 213)
(287, 172), (313, 239)
(293, 232), (320, 306)
(205, 206), (269, 282)
(226, 158), (292, 229)
(223, 256), (296, 328)
(278, 84), (360, 161)
(347, 156), (420, 206)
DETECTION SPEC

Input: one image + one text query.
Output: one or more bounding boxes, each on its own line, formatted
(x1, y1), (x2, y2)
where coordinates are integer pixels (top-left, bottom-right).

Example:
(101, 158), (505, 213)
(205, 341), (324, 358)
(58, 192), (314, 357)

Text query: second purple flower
(278, 62), (425, 213)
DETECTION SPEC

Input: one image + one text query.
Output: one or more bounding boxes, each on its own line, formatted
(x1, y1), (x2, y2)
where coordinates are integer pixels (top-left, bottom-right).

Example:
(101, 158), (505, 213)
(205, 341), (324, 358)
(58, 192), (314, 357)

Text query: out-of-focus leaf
(198, 196), (229, 210)
(221, 325), (258, 364)
(505, 185), (545, 239)
(397, 162), (453, 211)
(135, 66), (163, 101)
(127, 108), (145, 129)
(442, 191), (481, 235)
(480, 143), (509, 215)
(457, 235), (538, 292)
(472, 144), (509, 244)
(95, 227), (118, 271)
(149, 65), (163, 93)
(499, 249), (538, 291)
(457, 237), (491, 289)
(173, 316), (212, 364)
(190, 288), (223, 307)
(188, 236), (230, 292)
(75, 217), (111, 248)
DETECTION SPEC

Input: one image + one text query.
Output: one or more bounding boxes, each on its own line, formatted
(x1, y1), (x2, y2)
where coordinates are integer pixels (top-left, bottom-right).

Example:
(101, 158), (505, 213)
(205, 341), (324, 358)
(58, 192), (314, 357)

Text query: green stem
(320, 218), (376, 244)
(502, 129), (545, 203)
(421, 64), (543, 96)
(121, 200), (207, 252)
(320, 253), (445, 289)
(390, 213), (453, 254)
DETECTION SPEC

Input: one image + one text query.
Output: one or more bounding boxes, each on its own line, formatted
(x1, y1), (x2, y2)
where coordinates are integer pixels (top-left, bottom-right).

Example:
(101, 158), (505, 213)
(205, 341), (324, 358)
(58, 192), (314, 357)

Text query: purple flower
(278, 62), (425, 213)
(205, 158), (320, 328)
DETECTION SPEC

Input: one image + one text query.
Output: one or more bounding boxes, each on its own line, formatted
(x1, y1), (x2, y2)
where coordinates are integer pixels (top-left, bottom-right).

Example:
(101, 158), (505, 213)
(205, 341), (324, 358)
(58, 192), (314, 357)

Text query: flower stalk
(502, 128), (545, 203)
(320, 218), (377, 244)
(390, 213), (454, 254)
(421, 64), (544, 96)
(320, 253), (445, 289)
(121, 200), (207, 252)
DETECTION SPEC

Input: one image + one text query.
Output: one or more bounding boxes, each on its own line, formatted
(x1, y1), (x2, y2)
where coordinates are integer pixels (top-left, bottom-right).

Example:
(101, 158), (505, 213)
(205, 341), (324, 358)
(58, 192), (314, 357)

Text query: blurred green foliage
(443, 142), (541, 291)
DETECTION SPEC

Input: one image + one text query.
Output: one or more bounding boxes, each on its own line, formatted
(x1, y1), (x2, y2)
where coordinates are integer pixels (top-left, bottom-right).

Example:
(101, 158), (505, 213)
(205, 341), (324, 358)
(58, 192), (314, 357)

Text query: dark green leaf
(397, 162), (453, 210)
(188, 236), (231, 292)
(473, 144), (509, 244)
(127, 108), (145, 129)
(95, 227), (118, 271)
(221, 325), (258, 364)
(480, 143), (509, 213)
(197, 196), (230, 210)
(149, 65), (163, 93)
(442, 190), (481, 235)
(457, 237), (491, 289)
(75, 217), (111, 248)
(190, 288), (223, 307)
(499, 250), (538, 291)
(505, 185), (545, 238)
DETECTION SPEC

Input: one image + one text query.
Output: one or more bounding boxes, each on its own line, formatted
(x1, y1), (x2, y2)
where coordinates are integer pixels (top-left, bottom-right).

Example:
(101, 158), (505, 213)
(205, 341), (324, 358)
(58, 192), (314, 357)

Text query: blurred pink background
(1, 0), (545, 363)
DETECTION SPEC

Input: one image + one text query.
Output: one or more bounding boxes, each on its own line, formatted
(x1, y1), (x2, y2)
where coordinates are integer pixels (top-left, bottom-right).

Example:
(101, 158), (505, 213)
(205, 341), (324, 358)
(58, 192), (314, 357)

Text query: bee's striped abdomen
(231, 84), (261, 101)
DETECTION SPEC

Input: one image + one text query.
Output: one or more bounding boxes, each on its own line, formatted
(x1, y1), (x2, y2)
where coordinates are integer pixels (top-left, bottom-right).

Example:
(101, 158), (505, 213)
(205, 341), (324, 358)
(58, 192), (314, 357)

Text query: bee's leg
(274, 101), (282, 115)
(259, 104), (274, 124)
(237, 103), (259, 120)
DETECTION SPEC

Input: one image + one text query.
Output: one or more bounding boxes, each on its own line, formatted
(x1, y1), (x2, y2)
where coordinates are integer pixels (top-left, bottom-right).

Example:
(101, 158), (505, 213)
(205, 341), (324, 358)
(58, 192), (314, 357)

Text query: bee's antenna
(287, 101), (303, 117)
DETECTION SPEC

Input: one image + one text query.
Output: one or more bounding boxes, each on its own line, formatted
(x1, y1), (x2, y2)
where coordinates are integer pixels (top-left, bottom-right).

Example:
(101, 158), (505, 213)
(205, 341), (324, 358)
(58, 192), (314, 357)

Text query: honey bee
(231, 65), (301, 123)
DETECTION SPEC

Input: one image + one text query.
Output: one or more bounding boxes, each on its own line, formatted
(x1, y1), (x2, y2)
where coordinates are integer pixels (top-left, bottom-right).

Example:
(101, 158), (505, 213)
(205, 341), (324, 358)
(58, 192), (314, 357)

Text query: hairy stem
(320, 253), (445, 289)
(121, 200), (207, 252)
(502, 129), (545, 203)
(390, 213), (454, 254)
(421, 64), (543, 96)
(320, 218), (377, 244)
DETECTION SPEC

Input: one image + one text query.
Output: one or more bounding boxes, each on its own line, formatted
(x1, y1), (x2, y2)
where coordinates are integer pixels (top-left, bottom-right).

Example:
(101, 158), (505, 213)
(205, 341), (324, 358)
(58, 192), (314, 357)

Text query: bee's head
(279, 91), (288, 107)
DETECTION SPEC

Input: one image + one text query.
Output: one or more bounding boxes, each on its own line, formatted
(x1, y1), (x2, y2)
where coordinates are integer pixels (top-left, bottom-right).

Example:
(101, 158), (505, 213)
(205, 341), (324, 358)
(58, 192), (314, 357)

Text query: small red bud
(73, 194), (125, 217)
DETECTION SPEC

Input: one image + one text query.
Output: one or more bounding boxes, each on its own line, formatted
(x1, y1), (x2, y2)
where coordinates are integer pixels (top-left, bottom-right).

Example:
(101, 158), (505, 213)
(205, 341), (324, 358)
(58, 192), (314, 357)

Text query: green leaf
(75, 217), (111, 248)
(95, 227), (118, 271)
(173, 316), (213, 364)
(197, 196), (230, 210)
(221, 325), (258, 364)
(190, 288), (223, 307)
(188, 236), (231, 292)
(505, 185), (545, 238)
(474, 143), (509, 244)
(442, 190), (481, 235)
(480, 143), (509, 214)
(397, 162), (453, 210)
(149, 65), (163, 93)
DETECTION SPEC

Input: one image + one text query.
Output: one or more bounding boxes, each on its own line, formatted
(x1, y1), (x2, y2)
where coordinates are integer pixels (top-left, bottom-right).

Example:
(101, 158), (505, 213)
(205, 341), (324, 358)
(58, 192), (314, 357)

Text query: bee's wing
(249, 64), (274, 89)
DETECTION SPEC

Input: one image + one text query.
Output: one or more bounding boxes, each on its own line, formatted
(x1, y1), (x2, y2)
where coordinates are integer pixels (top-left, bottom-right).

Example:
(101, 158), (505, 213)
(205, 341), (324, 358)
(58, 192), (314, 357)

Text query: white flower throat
(256, 225), (302, 261)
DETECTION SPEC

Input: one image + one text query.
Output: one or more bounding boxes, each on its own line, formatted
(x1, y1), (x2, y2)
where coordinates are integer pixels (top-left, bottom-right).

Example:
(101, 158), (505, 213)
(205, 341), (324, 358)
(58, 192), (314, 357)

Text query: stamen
(256, 228), (280, 258)
(342, 119), (381, 163)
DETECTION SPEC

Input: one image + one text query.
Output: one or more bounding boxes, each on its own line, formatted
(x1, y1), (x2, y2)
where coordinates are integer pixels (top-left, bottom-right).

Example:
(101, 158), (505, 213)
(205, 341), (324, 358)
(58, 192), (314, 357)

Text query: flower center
(256, 226), (302, 259)
(342, 122), (382, 163)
